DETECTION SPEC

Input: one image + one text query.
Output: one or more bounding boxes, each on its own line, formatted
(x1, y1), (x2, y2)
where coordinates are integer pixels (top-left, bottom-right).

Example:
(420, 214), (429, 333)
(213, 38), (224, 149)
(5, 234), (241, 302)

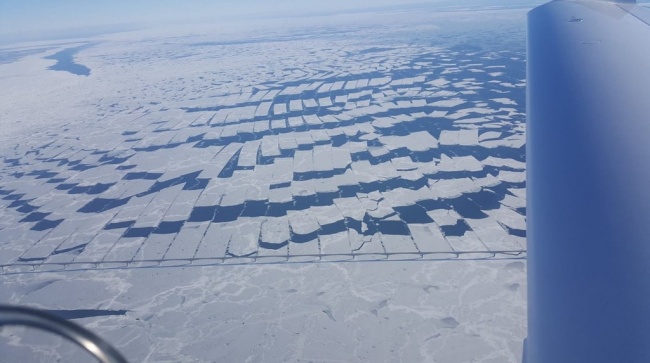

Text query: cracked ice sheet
(438, 129), (479, 146)
(429, 178), (480, 200)
(379, 131), (438, 152)
(464, 217), (523, 252)
(381, 234), (419, 255)
(0, 8), (530, 362)
(480, 134), (525, 149)
(486, 205), (526, 232)
(226, 217), (261, 258)
(497, 170), (526, 183)
(0, 260), (526, 362)
(287, 209), (320, 238)
(437, 154), (483, 173)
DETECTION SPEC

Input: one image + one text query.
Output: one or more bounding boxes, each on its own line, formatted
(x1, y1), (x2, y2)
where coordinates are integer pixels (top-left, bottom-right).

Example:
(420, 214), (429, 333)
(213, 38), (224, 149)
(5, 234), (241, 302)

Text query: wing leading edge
(527, 1), (650, 362)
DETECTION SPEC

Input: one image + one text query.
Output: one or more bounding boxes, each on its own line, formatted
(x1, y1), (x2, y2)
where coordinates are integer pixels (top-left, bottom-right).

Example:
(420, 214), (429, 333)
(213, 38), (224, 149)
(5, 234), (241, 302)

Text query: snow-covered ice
(0, 4), (529, 362)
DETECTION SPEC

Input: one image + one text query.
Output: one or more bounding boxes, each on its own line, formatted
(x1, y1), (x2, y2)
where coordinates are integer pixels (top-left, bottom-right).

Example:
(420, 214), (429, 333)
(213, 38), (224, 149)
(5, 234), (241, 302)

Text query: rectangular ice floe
(437, 154), (482, 172)
(473, 174), (500, 189)
(309, 129), (330, 143)
(368, 146), (390, 158)
(331, 148), (352, 169)
(273, 103), (287, 115)
(408, 224), (454, 255)
(278, 132), (298, 151)
(258, 217), (289, 260)
(136, 233), (176, 261)
(163, 190), (201, 221)
(219, 171), (253, 207)
(427, 78), (450, 87)
(193, 179), (227, 209)
(508, 187), (526, 200)
(73, 229), (123, 263)
(289, 99), (303, 112)
(382, 186), (432, 208)
(485, 205), (526, 232)
(293, 149), (314, 174)
(270, 119), (287, 130)
(318, 97), (333, 107)
(463, 217), (523, 252)
(50, 215), (114, 257)
(351, 160), (399, 183)
(500, 193), (525, 210)
(261, 135), (281, 157)
(311, 204), (345, 230)
(312, 145), (334, 172)
(330, 81), (345, 91)
(303, 114), (321, 125)
(344, 80), (358, 89)
(350, 232), (385, 258)
(288, 116), (304, 127)
(429, 178), (481, 199)
(111, 193), (157, 223)
(334, 95), (348, 104)
(438, 129), (479, 146)
(104, 236), (146, 262)
(269, 157), (293, 185)
(253, 120), (269, 133)
(491, 98), (517, 105)
(262, 89), (280, 100)
(362, 196), (395, 220)
(164, 221), (210, 259)
(237, 140), (261, 168)
(317, 82), (333, 93)
(208, 142), (244, 177)
(369, 77), (391, 86)
(428, 99), (465, 108)
(0, 232), (39, 264)
(260, 216), (290, 245)
(497, 170), (525, 183)
(381, 234), (419, 254)
(333, 197), (365, 221)
(17, 235), (65, 263)
(453, 117), (491, 125)
(319, 231), (352, 259)
(226, 217), (261, 257)
(427, 208), (462, 228)
(446, 231), (489, 252)
(481, 156), (525, 170)
(290, 179), (315, 201)
(195, 221), (234, 259)
(287, 209), (320, 237)
(379, 131), (438, 152)
(294, 131), (313, 147)
(479, 133), (525, 149)
(132, 184), (183, 228)
(390, 156), (418, 172)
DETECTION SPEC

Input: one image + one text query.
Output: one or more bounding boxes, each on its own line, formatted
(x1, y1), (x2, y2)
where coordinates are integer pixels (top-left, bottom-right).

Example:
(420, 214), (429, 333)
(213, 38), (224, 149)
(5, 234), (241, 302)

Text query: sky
(6, 0), (646, 44)
(0, 0), (549, 44)
(0, 0), (431, 41)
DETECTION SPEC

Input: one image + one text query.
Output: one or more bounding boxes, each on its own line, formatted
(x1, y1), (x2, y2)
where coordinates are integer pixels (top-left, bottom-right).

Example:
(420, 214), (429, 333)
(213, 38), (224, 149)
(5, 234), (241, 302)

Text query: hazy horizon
(0, 0), (549, 44)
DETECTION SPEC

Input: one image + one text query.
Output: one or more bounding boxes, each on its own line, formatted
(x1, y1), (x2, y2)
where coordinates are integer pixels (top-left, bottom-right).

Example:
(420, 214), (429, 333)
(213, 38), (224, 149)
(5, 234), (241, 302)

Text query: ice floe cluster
(0, 21), (526, 272)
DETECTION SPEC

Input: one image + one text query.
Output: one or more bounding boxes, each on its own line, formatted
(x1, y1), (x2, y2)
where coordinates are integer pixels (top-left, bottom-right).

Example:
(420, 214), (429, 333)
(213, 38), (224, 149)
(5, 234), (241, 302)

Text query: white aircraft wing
(526, 0), (650, 362)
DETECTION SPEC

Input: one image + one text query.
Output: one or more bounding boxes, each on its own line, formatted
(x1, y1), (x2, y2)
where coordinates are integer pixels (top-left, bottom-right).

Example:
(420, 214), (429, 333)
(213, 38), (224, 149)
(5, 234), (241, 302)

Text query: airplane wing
(526, 0), (650, 362)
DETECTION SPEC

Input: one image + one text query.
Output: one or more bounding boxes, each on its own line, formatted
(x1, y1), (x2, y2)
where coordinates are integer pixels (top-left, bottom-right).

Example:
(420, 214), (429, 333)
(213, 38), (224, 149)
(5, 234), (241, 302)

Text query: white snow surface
(0, 5), (529, 362)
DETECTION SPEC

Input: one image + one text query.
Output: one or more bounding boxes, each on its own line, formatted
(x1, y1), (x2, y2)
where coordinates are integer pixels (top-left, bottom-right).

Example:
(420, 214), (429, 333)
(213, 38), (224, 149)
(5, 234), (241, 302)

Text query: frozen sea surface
(0, 4), (529, 362)
(1, 260), (526, 362)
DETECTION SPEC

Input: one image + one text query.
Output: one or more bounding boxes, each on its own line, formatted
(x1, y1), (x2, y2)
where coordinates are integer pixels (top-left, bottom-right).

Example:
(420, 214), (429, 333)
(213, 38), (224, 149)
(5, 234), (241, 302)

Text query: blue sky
(3, 0), (649, 42)
(0, 0), (436, 41)
(0, 0), (559, 43)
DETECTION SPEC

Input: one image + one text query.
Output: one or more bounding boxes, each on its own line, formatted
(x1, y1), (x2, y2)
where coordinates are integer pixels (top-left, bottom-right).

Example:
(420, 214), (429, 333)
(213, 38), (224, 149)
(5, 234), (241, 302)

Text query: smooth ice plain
(0, 4), (529, 362)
